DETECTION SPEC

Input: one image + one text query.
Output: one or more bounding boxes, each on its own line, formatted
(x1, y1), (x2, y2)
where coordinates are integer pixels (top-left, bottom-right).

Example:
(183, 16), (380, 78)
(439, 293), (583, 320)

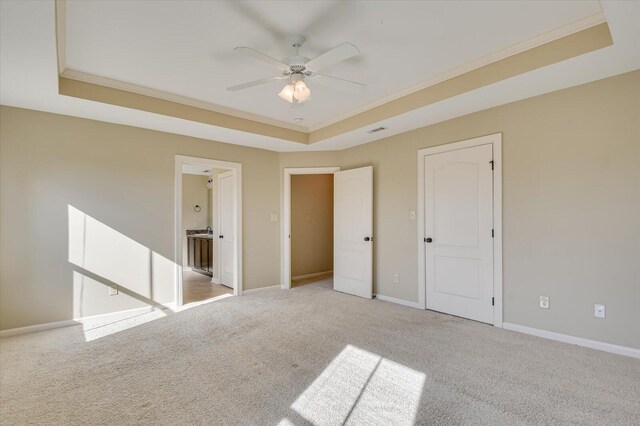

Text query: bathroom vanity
(187, 231), (214, 276)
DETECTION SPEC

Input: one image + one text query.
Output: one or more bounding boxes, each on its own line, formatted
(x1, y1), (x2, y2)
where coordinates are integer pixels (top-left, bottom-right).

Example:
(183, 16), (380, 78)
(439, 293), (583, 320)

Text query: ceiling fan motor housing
(283, 56), (311, 76)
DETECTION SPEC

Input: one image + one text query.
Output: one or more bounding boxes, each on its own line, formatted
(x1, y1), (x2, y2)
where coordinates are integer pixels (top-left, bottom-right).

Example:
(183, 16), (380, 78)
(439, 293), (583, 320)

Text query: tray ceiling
(63, 0), (603, 130)
(2, 1), (638, 152)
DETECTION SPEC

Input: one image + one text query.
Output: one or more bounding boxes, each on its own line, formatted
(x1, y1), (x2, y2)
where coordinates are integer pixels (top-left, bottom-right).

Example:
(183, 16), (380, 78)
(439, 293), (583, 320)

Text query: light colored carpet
(291, 272), (333, 288)
(1, 278), (639, 425)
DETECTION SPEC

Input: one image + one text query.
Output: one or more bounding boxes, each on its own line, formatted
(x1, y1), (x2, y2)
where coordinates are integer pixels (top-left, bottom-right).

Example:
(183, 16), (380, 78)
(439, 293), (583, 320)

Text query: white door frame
(175, 155), (243, 306)
(281, 167), (341, 289)
(417, 133), (503, 327)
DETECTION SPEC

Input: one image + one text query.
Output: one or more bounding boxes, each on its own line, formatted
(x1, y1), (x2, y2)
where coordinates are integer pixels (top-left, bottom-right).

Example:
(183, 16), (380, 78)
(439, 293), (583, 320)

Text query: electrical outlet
(109, 285), (118, 296)
(393, 274), (399, 284)
(594, 304), (605, 318)
(539, 296), (550, 309)
(409, 210), (416, 220)
(270, 213), (278, 223)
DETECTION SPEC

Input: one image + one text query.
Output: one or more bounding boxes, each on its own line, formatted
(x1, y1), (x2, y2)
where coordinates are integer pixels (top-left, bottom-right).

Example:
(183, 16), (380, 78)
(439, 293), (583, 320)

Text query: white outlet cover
(393, 274), (399, 283)
(539, 296), (550, 309)
(595, 304), (605, 318)
(409, 211), (416, 220)
(270, 213), (278, 223)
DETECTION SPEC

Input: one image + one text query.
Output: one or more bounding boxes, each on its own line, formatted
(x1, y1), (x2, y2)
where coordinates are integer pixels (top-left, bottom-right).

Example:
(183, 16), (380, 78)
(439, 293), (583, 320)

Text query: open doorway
(291, 174), (334, 287)
(175, 156), (242, 307)
(282, 167), (340, 289)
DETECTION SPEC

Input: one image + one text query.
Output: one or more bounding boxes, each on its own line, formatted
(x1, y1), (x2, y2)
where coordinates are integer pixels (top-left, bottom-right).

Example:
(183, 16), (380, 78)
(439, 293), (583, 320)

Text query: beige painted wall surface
(332, 70), (639, 348)
(0, 107), (280, 330)
(181, 174), (210, 266)
(2, 71), (639, 349)
(291, 174), (334, 277)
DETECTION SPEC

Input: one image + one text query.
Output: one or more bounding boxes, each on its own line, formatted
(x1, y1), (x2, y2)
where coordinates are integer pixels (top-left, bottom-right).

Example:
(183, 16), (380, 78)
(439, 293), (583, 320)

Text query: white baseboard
(503, 322), (640, 359)
(243, 284), (280, 294)
(76, 303), (176, 328)
(374, 294), (422, 309)
(292, 270), (333, 280)
(0, 319), (79, 337)
(1, 302), (177, 338)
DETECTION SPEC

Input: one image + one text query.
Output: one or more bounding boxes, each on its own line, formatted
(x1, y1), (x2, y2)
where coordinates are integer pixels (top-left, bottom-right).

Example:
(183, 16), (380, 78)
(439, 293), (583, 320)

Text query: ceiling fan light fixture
(230, 38), (364, 104)
(278, 84), (295, 103)
(293, 80), (310, 102)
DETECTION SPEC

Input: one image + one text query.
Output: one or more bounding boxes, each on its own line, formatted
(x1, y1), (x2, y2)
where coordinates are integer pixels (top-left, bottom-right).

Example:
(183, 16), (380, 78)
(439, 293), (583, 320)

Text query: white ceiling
(1, 1), (639, 152)
(64, 0), (603, 129)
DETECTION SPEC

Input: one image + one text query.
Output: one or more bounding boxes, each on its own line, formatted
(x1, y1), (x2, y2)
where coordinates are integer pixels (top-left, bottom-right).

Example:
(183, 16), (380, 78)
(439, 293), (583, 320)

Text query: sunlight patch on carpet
(285, 344), (425, 425)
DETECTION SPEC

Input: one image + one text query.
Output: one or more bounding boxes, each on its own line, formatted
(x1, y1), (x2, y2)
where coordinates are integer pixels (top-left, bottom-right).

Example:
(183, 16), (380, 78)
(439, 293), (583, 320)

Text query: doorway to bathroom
(175, 156), (242, 306)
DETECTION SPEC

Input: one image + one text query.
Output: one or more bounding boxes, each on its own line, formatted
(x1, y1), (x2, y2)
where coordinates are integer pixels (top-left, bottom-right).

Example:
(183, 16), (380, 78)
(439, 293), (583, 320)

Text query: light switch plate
(594, 304), (605, 318)
(270, 213), (278, 223)
(409, 210), (416, 220)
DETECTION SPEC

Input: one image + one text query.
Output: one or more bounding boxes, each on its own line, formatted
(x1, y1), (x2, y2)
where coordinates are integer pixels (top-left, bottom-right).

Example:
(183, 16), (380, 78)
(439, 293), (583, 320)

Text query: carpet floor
(1, 278), (639, 425)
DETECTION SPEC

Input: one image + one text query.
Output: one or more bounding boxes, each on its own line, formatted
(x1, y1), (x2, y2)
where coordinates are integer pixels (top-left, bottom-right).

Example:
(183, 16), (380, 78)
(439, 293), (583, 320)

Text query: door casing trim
(281, 167), (341, 289)
(417, 133), (503, 327)
(175, 155), (243, 307)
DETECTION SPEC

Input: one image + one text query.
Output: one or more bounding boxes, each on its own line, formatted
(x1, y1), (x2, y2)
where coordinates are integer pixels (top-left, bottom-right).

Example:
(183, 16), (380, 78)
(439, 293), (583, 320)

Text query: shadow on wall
(67, 205), (177, 322)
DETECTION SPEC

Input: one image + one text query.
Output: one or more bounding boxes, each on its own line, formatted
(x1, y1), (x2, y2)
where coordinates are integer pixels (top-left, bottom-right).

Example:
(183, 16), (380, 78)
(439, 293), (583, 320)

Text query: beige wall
(339, 70), (637, 348)
(2, 71), (638, 349)
(0, 107), (281, 329)
(279, 70), (640, 348)
(181, 174), (210, 266)
(291, 174), (334, 277)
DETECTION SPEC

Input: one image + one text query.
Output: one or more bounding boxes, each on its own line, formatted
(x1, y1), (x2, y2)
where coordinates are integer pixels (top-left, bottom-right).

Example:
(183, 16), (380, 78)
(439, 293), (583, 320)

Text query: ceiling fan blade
(227, 75), (288, 92)
(305, 42), (360, 72)
(234, 47), (290, 72)
(311, 74), (366, 91)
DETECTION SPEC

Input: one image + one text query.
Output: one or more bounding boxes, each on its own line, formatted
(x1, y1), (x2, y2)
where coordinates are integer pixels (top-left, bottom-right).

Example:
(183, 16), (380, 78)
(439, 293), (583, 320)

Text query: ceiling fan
(227, 35), (366, 105)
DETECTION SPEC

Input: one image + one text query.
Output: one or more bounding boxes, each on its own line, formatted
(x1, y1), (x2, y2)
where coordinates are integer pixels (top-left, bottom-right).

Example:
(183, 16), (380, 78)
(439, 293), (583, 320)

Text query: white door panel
(434, 162), (480, 248)
(425, 144), (493, 323)
(334, 166), (373, 299)
(219, 172), (234, 288)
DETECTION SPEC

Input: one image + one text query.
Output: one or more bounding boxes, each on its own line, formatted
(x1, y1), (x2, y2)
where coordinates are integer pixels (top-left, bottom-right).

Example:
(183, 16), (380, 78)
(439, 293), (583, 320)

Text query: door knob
(425, 237), (433, 243)
(219, 235), (224, 239)
(364, 237), (371, 242)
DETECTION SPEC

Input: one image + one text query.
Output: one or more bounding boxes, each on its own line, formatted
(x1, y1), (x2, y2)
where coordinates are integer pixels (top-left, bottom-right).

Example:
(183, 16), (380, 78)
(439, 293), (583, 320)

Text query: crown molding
(307, 12), (607, 132)
(60, 69), (308, 133)
(54, 0), (611, 146)
(308, 21), (612, 143)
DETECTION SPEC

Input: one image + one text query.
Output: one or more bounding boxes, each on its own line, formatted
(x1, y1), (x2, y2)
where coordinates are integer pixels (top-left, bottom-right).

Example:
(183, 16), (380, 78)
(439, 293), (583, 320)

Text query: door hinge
(489, 160), (494, 170)
(491, 229), (494, 238)
(492, 297), (495, 306)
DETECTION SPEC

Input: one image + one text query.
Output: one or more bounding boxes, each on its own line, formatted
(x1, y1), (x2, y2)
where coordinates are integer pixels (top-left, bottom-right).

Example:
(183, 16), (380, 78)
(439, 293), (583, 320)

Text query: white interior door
(333, 166), (373, 299)
(425, 144), (494, 323)
(218, 171), (234, 288)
